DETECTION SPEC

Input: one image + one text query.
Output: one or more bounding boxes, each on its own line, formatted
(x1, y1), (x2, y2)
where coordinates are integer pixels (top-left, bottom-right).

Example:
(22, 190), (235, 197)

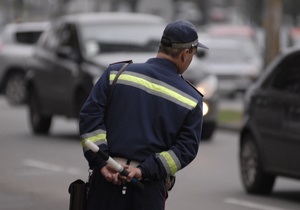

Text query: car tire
(28, 89), (52, 134)
(201, 122), (216, 140)
(5, 71), (27, 105)
(239, 133), (275, 194)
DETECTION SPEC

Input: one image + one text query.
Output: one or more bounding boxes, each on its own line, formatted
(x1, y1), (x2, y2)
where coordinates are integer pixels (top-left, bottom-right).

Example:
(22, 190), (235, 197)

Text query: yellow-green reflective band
(112, 73), (197, 109)
(80, 129), (106, 140)
(109, 72), (117, 84)
(121, 74), (196, 107)
(160, 151), (178, 175)
(81, 133), (107, 147)
(109, 71), (198, 109)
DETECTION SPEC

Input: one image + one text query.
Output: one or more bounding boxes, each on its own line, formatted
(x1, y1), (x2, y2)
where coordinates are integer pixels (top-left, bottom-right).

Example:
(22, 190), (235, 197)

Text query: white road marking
(224, 198), (291, 210)
(23, 159), (81, 175)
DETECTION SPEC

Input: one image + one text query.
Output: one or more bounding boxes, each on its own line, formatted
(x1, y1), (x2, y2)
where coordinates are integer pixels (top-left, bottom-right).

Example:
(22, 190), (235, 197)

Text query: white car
(0, 21), (48, 104)
(199, 36), (262, 98)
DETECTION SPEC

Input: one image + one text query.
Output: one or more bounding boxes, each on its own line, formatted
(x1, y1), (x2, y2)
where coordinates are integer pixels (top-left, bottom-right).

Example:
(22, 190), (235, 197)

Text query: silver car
(200, 36), (262, 98)
(0, 21), (48, 104)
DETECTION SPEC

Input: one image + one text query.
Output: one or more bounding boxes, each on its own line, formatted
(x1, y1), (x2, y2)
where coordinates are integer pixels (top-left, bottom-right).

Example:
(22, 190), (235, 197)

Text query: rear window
(15, 31), (43, 44)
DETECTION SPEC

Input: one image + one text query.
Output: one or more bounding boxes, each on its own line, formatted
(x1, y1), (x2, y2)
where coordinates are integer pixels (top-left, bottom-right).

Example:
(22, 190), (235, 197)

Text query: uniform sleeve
(79, 67), (112, 169)
(138, 99), (203, 180)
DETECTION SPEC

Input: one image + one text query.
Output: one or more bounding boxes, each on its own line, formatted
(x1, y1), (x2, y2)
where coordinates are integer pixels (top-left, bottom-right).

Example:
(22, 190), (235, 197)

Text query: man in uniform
(79, 20), (208, 210)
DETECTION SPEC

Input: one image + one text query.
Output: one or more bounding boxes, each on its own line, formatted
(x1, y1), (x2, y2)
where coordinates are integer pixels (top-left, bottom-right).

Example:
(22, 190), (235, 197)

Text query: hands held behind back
(100, 164), (142, 185)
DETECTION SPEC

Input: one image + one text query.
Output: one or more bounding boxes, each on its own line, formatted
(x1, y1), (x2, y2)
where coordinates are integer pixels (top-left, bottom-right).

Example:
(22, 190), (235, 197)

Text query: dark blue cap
(161, 20), (208, 49)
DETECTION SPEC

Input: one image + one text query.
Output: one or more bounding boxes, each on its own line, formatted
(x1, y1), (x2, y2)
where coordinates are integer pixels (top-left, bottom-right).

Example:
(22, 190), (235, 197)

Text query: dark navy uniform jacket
(79, 58), (203, 181)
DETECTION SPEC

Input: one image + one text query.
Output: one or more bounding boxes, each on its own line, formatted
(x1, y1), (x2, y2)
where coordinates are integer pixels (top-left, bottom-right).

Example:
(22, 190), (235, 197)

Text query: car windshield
(79, 23), (164, 55)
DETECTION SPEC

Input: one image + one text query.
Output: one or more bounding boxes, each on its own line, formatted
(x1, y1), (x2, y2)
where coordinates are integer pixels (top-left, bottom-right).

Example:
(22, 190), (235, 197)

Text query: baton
(85, 140), (144, 189)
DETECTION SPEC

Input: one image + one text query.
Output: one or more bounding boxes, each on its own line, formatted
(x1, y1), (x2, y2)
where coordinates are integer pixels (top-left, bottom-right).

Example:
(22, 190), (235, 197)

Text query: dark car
(25, 12), (218, 140)
(183, 66), (219, 140)
(239, 47), (300, 195)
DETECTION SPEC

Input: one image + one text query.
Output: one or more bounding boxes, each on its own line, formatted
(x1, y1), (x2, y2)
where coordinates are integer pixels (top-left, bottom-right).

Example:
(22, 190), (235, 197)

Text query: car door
(50, 22), (81, 117)
(34, 21), (80, 117)
(280, 54), (300, 174)
(251, 54), (291, 171)
(261, 53), (300, 173)
(32, 23), (60, 112)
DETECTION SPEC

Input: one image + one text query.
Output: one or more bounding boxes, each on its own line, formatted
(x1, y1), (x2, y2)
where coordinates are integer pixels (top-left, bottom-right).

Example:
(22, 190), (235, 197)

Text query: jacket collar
(146, 58), (178, 74)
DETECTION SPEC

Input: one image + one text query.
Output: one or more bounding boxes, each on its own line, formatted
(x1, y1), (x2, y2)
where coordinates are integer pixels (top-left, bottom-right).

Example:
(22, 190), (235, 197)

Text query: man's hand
(100, 164), (142, 185)
(100, 165), (123, 185)
(122, 165), (142, 182)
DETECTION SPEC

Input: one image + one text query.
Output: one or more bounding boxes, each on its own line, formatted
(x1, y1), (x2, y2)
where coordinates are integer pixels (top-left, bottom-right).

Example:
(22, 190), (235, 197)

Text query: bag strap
(106, 60), (133, 109)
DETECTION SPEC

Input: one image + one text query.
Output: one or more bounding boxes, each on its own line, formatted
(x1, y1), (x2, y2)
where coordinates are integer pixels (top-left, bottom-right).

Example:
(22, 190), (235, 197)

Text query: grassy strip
(218, 109), (242, 124)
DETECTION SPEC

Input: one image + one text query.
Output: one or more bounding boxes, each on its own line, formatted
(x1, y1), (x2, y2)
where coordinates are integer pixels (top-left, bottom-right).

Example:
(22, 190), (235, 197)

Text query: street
(0, 97), (300, 210)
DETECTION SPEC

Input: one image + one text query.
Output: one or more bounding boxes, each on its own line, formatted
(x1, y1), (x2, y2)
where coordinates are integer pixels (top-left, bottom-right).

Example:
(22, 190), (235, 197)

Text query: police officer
(79, 20), (208, 210)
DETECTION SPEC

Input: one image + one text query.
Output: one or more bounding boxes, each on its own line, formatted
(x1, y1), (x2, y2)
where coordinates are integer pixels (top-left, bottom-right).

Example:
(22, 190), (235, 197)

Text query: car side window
(15, 31), (42, 44)
(59, 24), (78, 49)
(42, 23), (61, 51)
(41, 22), (76, 50)
(265, 52), (300, 95)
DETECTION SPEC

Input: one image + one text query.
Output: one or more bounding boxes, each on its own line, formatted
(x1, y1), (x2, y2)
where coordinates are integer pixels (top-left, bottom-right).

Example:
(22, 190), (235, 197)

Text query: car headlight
(203, 101), (209, 116)
(195, 75), (218, 98)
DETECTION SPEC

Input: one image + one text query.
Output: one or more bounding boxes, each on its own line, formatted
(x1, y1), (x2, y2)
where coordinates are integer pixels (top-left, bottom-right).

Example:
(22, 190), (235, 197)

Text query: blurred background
(1, 0), (300, 66)
(1, 1), (300, 210)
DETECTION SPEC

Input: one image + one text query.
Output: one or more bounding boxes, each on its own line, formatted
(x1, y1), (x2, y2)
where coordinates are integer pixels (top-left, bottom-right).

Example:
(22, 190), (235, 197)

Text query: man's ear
(181, 49), (189, 62)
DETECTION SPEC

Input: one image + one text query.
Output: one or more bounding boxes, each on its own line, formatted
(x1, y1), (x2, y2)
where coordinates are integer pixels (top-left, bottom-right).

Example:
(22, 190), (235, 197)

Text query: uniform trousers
(86, 169), (167, 210)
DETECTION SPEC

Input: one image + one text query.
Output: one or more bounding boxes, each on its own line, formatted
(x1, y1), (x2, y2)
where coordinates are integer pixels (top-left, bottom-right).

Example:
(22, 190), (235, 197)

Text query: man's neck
(156, 52), (179, 71)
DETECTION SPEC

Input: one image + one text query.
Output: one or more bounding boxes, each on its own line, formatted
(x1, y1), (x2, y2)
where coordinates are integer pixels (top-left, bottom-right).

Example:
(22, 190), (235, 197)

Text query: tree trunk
(263, 0), (283, 68)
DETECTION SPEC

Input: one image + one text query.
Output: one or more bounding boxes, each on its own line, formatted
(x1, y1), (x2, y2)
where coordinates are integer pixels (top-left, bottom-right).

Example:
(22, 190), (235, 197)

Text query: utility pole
(263, 0), (283, 68)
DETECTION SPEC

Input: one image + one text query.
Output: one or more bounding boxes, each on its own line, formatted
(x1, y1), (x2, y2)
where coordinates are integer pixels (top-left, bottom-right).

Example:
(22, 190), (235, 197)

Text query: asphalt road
(0, 97), (300, 210)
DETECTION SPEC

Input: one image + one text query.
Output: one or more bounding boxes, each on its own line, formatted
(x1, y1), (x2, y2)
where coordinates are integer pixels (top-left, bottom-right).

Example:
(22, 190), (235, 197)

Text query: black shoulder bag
(68, 60), (132, 210)
(68, 170), (93, 210)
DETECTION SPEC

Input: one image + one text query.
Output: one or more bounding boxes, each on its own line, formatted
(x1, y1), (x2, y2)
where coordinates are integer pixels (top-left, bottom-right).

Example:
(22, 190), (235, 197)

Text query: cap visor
(197, 42), (209, 49)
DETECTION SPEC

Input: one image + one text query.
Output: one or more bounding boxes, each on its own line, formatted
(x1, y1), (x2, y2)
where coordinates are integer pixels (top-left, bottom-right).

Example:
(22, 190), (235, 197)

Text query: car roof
(199, 35), (258, 51)
(270, 45), (300, 62)
(260, 46), (300, 81)
(206, 24), (256, 38)
(59, 12), (166, 25)
(282, 45), (300, 55)
(2, 21), (49, 32)
(0, 21), (49, 43)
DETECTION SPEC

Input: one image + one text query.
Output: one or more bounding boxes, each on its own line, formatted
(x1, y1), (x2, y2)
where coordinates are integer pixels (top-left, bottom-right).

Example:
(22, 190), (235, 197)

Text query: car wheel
(239, 133), (275, 194)
(28, 89), (52, 134)
(201, 122), (216, 140)
(5, 72), (27, 105)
